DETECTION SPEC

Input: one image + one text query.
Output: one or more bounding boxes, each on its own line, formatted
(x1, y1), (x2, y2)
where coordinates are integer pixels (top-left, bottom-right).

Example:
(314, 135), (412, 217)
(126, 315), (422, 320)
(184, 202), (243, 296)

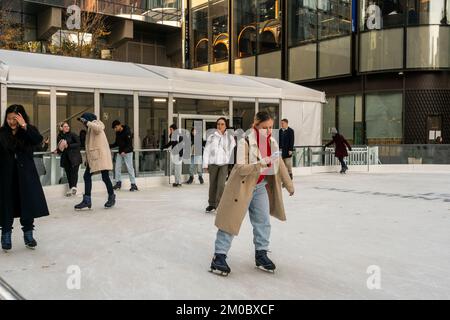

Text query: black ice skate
(255, 250), (276, 273)
(210, 253), (231, 276)
(1, 230), (12, 252)
(23, 230), (37, 250)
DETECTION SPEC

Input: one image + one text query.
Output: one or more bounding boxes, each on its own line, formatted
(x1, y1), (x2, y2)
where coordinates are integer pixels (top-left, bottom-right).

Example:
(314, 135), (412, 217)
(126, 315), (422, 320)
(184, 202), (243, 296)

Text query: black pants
(83, 166), (114, 197)
(1, 217), (34, 233)
(338, 157), (347, 170)
(64, 164), (80, 189)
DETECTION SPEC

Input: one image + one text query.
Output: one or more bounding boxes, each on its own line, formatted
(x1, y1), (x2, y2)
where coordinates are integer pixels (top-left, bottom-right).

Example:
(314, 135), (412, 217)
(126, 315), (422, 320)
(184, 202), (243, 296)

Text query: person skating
(0, 104), (49, 252)
(203, 117), (236, 213)
(209, 111), (294, 275)
(161, 124), (184, 187)
(324, 127), (352, 174)
(186, 127), (205, 185)
(110, 120), (138, 192)
(57, 122), (82, 197)
(74, 113), (116, 210)
(279, 119), (295, 180)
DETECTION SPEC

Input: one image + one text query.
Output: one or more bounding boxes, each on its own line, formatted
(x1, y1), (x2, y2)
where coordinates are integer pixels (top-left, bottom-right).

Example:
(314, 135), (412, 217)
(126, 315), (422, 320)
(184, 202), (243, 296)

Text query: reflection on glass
(258, 0), (281, 54)
(57, 92), (95, 137)
(211, 0), (229, 63)
(318, 0), (352, 39)
(233, 101), (256, 130)
(406, 0), (448, 25)
(288, 0), (318, 46)
(360, 0), (406, 29)
(234, 0), (257, 58)
(192, 3), (208, 67)
(100, 94), (134, 143)
(174, 99), (229, 116)
(259, 103), (280, 128)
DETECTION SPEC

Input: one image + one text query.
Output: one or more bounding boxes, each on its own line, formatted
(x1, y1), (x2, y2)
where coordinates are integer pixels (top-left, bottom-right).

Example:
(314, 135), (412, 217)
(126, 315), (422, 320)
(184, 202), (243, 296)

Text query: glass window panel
(338, 95), (355, 143)
(259, 102), (279, 128)
(322, 97), (336, 143)
(234, 55), (256, 75)
(360, 0), (407, 30)
(288, 0), (318, 47)
(211, 0), (229, 64)
(139, 96), (168, 151)
(366, 93), (403, 144)
(359, 28), (403, 72)
(407, 26), (450, 68)
(233, 101), (256, 130)
(289, 43), (317, 81)
(319, 36), (351, 77)
(57, 92), (95, 141)
(257, 0), (281, 54)
(174, 99), (229, 116)
(234, 0), (257, 58)
(318, 0), (352, 39)
(406, 0), (447, 25)
(257, 50), (281, 78)
(100, 94), (134, 143)
(191, 2), (209, 68)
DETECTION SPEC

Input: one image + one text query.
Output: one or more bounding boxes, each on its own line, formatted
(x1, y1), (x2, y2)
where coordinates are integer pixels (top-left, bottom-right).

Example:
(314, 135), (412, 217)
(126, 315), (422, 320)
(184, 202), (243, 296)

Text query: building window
(288, 0), (318, 47)
(211, 0), (229, 64)
(57, 92), (95, 139)
(257, 0), (281, 54)
(407, 26), (450, 68)
(259, 102), (280, 128)
(360, 0), (407, 30)
(191, 0), (209, 68)
(318, 0), (352, 40)
(365, 93), (403, 144)
(406, 0), (449, 25)
(100, 94), (134, 143)
(233, 101), (256, 130)
(337, 95), (355, 144)
(318, 36), (351, 77)
(174, 98), (229, 116)
(234, 0), (257, 59)
(322, 97), (336, 144)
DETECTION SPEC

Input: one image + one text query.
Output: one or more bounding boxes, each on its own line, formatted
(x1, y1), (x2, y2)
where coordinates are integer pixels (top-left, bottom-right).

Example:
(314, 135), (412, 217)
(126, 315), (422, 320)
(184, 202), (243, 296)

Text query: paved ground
(1, 172), (449, 300)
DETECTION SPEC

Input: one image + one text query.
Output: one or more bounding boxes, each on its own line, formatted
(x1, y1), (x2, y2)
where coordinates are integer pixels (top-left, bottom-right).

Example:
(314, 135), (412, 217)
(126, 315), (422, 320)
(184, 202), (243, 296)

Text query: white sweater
(203, 130), (236, 168)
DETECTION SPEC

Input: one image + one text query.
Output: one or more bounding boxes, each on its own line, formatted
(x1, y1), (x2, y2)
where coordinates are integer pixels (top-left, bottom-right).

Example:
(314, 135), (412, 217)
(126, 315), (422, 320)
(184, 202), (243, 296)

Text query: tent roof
(0, 49), (325, 103)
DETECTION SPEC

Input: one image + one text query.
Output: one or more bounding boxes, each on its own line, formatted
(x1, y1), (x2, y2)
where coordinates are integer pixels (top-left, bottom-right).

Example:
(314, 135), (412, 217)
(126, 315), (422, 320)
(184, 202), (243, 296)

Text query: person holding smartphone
(209, 111), (295, 276)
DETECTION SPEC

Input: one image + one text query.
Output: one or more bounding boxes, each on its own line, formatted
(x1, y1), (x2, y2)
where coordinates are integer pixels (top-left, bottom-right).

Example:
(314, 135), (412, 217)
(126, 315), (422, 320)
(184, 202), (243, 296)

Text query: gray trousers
(208, 164), (229, 208)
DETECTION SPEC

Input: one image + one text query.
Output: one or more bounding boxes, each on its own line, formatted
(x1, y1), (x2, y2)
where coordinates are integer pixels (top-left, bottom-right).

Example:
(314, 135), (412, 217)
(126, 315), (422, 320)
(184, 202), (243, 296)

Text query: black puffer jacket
(110, 125), (133, 154)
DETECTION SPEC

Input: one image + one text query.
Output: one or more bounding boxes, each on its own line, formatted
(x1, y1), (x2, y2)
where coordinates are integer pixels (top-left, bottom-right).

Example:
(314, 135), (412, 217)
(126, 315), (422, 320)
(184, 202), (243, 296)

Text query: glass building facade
(184, 0), (450, 145)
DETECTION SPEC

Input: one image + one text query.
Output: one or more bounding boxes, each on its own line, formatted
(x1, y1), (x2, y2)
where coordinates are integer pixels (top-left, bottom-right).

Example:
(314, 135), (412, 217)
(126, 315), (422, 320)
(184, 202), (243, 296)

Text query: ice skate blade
(25, 245), (36, 250)
(255, 266), (275, 273)
(209, 268), (230, 277)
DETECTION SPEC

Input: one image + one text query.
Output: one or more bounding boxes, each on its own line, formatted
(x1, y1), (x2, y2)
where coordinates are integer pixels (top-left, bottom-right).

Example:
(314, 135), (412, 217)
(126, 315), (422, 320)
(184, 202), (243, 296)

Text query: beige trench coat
(85, 120), (113, 173)
(215, 131), (295, 236)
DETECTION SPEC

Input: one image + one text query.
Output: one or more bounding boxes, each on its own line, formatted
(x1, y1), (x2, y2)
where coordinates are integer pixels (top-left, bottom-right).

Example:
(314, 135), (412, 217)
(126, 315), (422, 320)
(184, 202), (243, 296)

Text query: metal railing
(0, 277), (24, 300)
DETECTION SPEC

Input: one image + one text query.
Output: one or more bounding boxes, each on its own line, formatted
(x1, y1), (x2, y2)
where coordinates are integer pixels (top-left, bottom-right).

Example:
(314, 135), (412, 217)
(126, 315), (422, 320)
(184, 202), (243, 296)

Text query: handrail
(0, 277), (24, 300)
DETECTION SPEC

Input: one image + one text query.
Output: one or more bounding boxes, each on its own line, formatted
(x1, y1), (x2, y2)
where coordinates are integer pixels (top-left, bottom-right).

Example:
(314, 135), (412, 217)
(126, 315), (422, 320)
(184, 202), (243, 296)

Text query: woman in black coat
(324, 127), (352, 174)
(57, 122), (82, 197)
(0, 104), (49, 252)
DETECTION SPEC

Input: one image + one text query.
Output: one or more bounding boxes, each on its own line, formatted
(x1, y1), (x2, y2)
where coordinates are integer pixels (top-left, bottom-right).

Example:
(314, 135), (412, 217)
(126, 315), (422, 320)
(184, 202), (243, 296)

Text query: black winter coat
(0, 125), (50, 225)
(57, 131), (82, 168)
(110, 125), (133, 154)
(279, 127), (295, 158)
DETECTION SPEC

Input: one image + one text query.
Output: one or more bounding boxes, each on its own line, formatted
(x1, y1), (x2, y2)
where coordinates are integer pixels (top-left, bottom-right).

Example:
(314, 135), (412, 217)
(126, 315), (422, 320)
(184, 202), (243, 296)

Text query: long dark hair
(0, 104), (32, 151)
(2, 104), (30, 129)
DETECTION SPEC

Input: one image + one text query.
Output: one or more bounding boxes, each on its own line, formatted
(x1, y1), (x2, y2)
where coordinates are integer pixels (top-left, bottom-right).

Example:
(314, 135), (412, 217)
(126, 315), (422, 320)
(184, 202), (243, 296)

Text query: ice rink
(1, 172), (449, 300)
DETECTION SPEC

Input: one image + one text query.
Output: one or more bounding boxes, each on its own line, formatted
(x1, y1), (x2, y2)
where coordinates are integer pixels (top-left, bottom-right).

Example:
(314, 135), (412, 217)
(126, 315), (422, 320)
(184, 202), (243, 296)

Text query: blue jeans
(115, 152), (136, 184)
(214, 181), (271, 255)
(189, 155), (203, 177)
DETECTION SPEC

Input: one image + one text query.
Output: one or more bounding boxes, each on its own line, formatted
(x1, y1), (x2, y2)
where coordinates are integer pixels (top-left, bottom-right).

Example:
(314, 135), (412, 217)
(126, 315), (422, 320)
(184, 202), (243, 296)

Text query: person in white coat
(203, 117), (236, 213)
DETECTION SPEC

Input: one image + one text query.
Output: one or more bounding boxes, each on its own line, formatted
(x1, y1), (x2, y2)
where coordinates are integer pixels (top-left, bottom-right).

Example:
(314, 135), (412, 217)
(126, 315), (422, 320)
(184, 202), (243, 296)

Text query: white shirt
(203, 130), (236, 168)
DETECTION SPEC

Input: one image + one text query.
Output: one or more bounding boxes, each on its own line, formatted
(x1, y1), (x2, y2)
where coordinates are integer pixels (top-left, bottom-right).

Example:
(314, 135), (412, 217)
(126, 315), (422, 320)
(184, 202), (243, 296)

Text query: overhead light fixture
(37, 91), (68, 96)
(154, 98), (167, 103)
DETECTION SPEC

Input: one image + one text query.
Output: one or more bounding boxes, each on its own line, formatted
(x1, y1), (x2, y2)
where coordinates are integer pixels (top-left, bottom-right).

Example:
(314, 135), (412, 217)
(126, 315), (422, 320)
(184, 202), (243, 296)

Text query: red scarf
(254, 127), (272, 184)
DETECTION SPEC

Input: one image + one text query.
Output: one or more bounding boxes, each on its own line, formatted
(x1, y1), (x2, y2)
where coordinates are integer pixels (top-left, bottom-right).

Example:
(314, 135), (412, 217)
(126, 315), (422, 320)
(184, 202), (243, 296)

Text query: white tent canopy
(0, 49), (325, 147)
(0, 49), (325, 102)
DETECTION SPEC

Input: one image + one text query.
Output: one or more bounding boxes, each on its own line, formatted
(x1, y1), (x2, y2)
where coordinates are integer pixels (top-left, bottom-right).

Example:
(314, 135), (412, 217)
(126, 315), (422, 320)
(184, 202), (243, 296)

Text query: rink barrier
(0, 277), (24, 300)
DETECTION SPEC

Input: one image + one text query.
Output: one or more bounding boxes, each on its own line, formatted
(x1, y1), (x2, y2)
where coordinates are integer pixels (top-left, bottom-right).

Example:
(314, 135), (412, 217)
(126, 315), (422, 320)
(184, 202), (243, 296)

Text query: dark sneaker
(210, 253), (231, 276)
(205, 206), (216, 213)
(185, 176), (194, 184)
(255, 250), (276, 272)
(113, 182), (122, 190)
(199, 176), (204, 184)
(172, 183), (182, 187)
(130, 184), (139, 192)
(23, 230), (37, 249)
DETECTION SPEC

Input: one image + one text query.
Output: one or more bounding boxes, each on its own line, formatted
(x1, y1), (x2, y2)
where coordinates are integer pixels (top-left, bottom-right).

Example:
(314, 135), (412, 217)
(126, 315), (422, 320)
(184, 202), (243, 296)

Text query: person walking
(203, 117), (236, 213)
(57, 122), (82, 197)
(74, 113), (116, 210)
(110, 120), (138, 192)
(186, 127), (205, 185)
(279, 118), (295, 180)
(0, 104), (49, 252)
(324, 127), (352, 174)
(161, 124), (184, 187)
(209, 111), (294, 275)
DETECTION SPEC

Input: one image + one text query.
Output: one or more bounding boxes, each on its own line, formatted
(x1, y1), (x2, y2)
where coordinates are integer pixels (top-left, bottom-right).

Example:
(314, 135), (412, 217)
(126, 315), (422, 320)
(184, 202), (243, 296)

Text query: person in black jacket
(110, 120), (138, 192)
(57, 122), (82, 197)
(161, 124), (184, 187)
(0, 104), (49, 252)
(279, 119), (295, 180)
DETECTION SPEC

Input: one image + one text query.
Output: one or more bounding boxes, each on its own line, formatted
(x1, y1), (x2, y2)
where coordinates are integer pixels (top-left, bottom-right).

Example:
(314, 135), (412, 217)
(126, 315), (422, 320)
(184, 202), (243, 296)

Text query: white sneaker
(71, 187), (77, 196)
